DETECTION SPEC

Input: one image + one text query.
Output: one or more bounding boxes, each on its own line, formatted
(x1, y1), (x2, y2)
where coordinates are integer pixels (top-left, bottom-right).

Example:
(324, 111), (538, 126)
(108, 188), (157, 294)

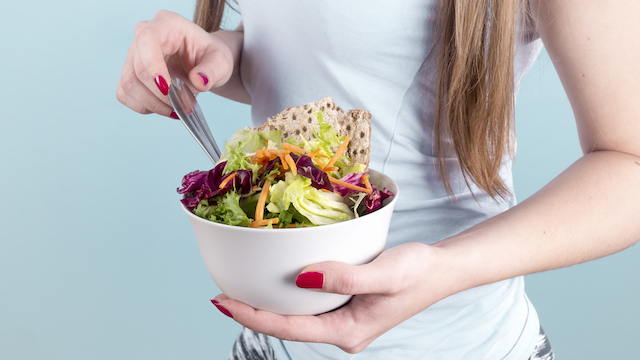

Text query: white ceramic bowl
(182, 169), (399, 315)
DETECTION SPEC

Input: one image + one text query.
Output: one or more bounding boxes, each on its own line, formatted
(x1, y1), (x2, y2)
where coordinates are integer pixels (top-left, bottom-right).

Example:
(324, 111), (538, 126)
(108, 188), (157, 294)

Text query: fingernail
(198, 72), (209, 86)
(169, 111), (179, 119)
(295, 272), (324, 289)
(210, 299), (233, 318)
(154, 75), (169, 96)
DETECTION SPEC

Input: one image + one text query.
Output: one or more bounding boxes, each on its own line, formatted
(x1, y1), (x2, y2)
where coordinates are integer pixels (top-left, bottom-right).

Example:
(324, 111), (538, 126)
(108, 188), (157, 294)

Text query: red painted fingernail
(154, 75), (169, 96)
(210, 299), (233, 318)
(296, 272), (324, 289)
(198, 72), (209, 86)
(169, 111), (179, 119)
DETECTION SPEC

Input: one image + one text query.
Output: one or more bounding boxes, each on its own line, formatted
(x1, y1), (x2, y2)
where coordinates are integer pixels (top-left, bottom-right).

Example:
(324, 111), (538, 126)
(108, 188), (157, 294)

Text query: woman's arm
(211, 0), (640, 353)
(116, 11), (249, 119)
(442, 0), (640, 286)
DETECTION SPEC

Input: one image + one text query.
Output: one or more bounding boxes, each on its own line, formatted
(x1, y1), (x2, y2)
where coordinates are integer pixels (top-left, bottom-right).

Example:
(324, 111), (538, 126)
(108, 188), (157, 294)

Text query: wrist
(429, 235), (488, 296)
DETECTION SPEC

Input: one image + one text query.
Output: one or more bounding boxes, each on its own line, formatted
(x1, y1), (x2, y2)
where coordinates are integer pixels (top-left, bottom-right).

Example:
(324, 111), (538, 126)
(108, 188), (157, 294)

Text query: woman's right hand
(116, 10), (242, 119)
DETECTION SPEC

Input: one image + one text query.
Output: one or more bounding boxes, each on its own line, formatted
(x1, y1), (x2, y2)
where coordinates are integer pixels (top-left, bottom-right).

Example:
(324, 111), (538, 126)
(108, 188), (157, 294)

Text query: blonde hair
(435, 0), (522, 199)
(193, 0), (227, 33)
(194, 0), (523, 199)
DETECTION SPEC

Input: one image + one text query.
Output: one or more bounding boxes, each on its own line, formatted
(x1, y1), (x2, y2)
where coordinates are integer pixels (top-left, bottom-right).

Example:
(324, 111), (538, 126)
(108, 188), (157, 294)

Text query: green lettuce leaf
(194, 192), (251, 227)
(340, 162), (367, 178)
(265, 204), (313, 228)
(221, 142), (262, 181)
(312, 111), (352, 169)
(267, 173), (354, 225)
(313, 111), (344, 153)
(219, 128), (282, 162)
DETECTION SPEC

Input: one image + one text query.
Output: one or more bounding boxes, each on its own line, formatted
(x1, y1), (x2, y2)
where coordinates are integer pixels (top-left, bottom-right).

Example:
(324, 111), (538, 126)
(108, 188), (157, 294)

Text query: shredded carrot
(251, 147), (268, 164)
(218, 172), (237, 189)
(312, 149), (329, 158)
(320, 188), (343, 195)
(284, 153), (297, 176)
(279, 154), (289, 170)
(324, 134), (350, 170)
(249, 218), (279, 228)
(362, 174), (373, 192)
(328, 175), (372, 194)
(254, 178), (272, 222)
(307, 149), (321, 167)
(251, 148), (291, 166)
(323, 166), (339, 172)
(281, 143), (307, 156)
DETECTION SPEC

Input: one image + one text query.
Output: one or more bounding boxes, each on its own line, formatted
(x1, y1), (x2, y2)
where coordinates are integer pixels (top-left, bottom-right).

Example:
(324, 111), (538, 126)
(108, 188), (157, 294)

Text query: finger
(118, 43), (174, 116)
(212, 294), (381, 353)
(116, 84), (178, 119)
(211, 294), (340, 344)
(132, 11), (187, 100)
(115, 86), (151, 115)
(133, 20), (149, 37)
(118, 75), (174, 116)
(297, 243), (432, 296)
(187, 40), (233, 93)
(133, 11), (234, 96)
(295, 259), (399, 296)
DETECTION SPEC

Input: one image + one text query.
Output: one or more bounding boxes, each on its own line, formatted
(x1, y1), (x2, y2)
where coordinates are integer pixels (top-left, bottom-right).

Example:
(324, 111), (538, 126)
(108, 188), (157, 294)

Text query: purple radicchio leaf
(258, 158), (281, 184)
(178, 169), (213, 210)
(179, 161), (243, 210)
(364, 186), (394, 214)
(331, 172), (395, 215)
(331, 172), (364, 197)
(291, 153), (333, 192)
(203, 166), (254, 200)
(178, 162), (257, 210)
(180, 195), (202, 210)
(229, 169), (254, 195)
(203, 161), (229, 190)
(177, 170), (208, 194)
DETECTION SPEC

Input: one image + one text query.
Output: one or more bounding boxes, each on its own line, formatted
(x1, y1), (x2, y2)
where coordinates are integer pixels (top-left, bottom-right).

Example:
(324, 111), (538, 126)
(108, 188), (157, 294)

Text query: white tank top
(237, 1), (543, 358)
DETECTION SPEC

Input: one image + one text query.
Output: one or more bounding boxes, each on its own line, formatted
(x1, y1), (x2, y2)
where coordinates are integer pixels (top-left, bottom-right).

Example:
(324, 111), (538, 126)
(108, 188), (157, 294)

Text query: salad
(177, 112), (394, 228)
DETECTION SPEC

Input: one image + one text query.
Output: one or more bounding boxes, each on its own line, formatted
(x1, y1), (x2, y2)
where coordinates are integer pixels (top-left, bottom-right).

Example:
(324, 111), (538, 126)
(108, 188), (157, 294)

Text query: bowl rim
(181, 168), (399, 233)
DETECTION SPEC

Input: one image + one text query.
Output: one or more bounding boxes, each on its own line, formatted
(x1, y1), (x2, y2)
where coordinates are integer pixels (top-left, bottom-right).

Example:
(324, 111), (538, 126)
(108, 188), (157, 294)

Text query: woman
(116, 0), (640, 359)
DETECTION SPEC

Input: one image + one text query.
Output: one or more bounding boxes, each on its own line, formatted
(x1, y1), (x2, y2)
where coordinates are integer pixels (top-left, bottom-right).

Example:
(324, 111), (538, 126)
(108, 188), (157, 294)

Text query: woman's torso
(237, 1), (543, 358)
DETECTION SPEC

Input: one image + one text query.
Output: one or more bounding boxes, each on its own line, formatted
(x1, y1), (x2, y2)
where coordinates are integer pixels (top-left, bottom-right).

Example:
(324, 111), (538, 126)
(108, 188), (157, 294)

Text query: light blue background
(0, 1), (638, 359)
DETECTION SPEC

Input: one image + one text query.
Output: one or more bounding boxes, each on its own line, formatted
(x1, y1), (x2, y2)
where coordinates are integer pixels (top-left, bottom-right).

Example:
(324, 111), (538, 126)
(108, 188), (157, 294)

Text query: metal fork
(168, 77), (221, 164)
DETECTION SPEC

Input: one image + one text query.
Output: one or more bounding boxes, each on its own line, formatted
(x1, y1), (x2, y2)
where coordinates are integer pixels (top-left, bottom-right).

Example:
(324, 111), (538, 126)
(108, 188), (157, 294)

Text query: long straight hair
(194, 0), (523, 199)
(435, 0), (521, 199)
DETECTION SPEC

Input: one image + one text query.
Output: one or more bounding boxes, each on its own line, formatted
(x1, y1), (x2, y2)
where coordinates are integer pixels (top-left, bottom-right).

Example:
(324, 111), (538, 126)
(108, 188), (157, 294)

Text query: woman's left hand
(211, 242), (464, 354)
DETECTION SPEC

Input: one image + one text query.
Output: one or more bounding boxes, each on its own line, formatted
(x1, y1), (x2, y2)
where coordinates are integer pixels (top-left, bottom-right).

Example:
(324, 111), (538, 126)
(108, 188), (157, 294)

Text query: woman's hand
(211, 242), (467, 354)
(116, 10), (246, 119)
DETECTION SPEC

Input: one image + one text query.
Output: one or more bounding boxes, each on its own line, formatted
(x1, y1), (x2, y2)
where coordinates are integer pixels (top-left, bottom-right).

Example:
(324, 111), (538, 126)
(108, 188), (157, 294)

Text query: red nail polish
(198, 72), (209, 86)
(169, 111), (179, 119)
(296, 272), (324, 289)
(154, 75), (169, 96)
(211, 300), (233, 318)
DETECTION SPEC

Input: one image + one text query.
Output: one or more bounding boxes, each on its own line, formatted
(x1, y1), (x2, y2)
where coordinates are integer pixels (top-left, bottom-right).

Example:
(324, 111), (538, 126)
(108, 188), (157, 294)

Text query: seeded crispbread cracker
(252, 97), (372, 168)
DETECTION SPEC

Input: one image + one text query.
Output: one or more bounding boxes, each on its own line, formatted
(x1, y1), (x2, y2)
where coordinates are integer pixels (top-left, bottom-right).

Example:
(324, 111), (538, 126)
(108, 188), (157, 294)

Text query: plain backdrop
(1, 1), (638, 359)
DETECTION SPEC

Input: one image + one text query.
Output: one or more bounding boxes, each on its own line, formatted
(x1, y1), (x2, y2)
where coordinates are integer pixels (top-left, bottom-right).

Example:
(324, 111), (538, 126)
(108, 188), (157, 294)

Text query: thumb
(295, 260), (394, 296)
(188, 35), (234, 93)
